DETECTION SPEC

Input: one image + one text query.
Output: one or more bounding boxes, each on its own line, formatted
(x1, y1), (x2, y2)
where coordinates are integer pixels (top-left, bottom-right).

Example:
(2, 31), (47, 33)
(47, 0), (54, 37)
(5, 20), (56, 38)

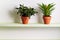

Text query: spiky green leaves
(38, 3), (55, 16)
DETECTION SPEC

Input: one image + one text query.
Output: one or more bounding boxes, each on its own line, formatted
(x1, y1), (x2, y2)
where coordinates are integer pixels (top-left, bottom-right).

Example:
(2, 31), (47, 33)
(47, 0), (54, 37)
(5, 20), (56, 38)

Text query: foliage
(38, 3), (55, 16)
(16, 4), (37, 18)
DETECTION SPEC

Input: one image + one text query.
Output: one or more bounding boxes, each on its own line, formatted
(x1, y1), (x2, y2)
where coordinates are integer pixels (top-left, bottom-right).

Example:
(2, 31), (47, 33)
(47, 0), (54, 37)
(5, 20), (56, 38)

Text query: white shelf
(0, 23), (60, 27)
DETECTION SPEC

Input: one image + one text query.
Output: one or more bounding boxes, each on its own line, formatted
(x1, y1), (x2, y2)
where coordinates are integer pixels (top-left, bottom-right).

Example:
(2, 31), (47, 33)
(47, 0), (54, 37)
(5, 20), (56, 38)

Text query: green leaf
(16, 4), (38, 18)
(38, 3), (55, 16)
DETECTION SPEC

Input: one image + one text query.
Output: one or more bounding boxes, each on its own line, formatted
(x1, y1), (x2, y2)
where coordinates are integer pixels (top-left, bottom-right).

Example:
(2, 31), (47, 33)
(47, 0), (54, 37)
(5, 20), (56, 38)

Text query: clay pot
(21, 16), (29, 24)
(43, 16), (51, 24)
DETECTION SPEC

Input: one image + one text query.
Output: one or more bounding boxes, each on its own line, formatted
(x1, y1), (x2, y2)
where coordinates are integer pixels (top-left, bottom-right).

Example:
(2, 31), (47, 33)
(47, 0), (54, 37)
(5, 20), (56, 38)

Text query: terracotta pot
(43, 16), (51, 24)
(21, 16), (29, 24)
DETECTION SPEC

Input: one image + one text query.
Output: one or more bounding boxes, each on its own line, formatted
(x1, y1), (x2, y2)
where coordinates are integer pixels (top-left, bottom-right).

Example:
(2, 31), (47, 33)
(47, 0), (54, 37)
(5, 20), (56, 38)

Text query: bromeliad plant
(38, 3), (55, 16)
(38, 3), (55, 24)
(16, 4), (37, 24)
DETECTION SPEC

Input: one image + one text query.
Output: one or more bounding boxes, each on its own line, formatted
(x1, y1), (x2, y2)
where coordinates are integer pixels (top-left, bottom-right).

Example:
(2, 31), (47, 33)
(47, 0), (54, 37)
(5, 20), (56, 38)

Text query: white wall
(0, 0), (60, 24)
(0, 0), (60, 40)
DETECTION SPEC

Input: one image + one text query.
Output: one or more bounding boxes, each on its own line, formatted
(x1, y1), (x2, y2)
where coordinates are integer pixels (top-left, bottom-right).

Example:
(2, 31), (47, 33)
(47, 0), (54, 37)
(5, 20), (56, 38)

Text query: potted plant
(16, 4), (37, 24)
(38, 3), (55, 24)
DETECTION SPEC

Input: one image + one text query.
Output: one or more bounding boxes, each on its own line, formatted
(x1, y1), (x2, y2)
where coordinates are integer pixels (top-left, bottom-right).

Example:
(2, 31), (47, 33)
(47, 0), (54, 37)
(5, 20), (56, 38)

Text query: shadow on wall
(36, 7), (43, 24)
(9, 7), (43, 24)
(9, 8), (22, 23)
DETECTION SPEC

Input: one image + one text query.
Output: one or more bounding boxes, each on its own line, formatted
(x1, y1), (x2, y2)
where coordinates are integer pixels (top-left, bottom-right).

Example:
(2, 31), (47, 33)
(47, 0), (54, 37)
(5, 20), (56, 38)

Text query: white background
(0, 0), (60, 24)
(0, 0), (60, 40)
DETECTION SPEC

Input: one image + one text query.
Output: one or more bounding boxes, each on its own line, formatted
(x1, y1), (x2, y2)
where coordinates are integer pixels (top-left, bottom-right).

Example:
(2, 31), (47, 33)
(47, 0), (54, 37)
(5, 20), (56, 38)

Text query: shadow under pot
(43, 16), (51, 24)
(21, 16), (29, 24)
